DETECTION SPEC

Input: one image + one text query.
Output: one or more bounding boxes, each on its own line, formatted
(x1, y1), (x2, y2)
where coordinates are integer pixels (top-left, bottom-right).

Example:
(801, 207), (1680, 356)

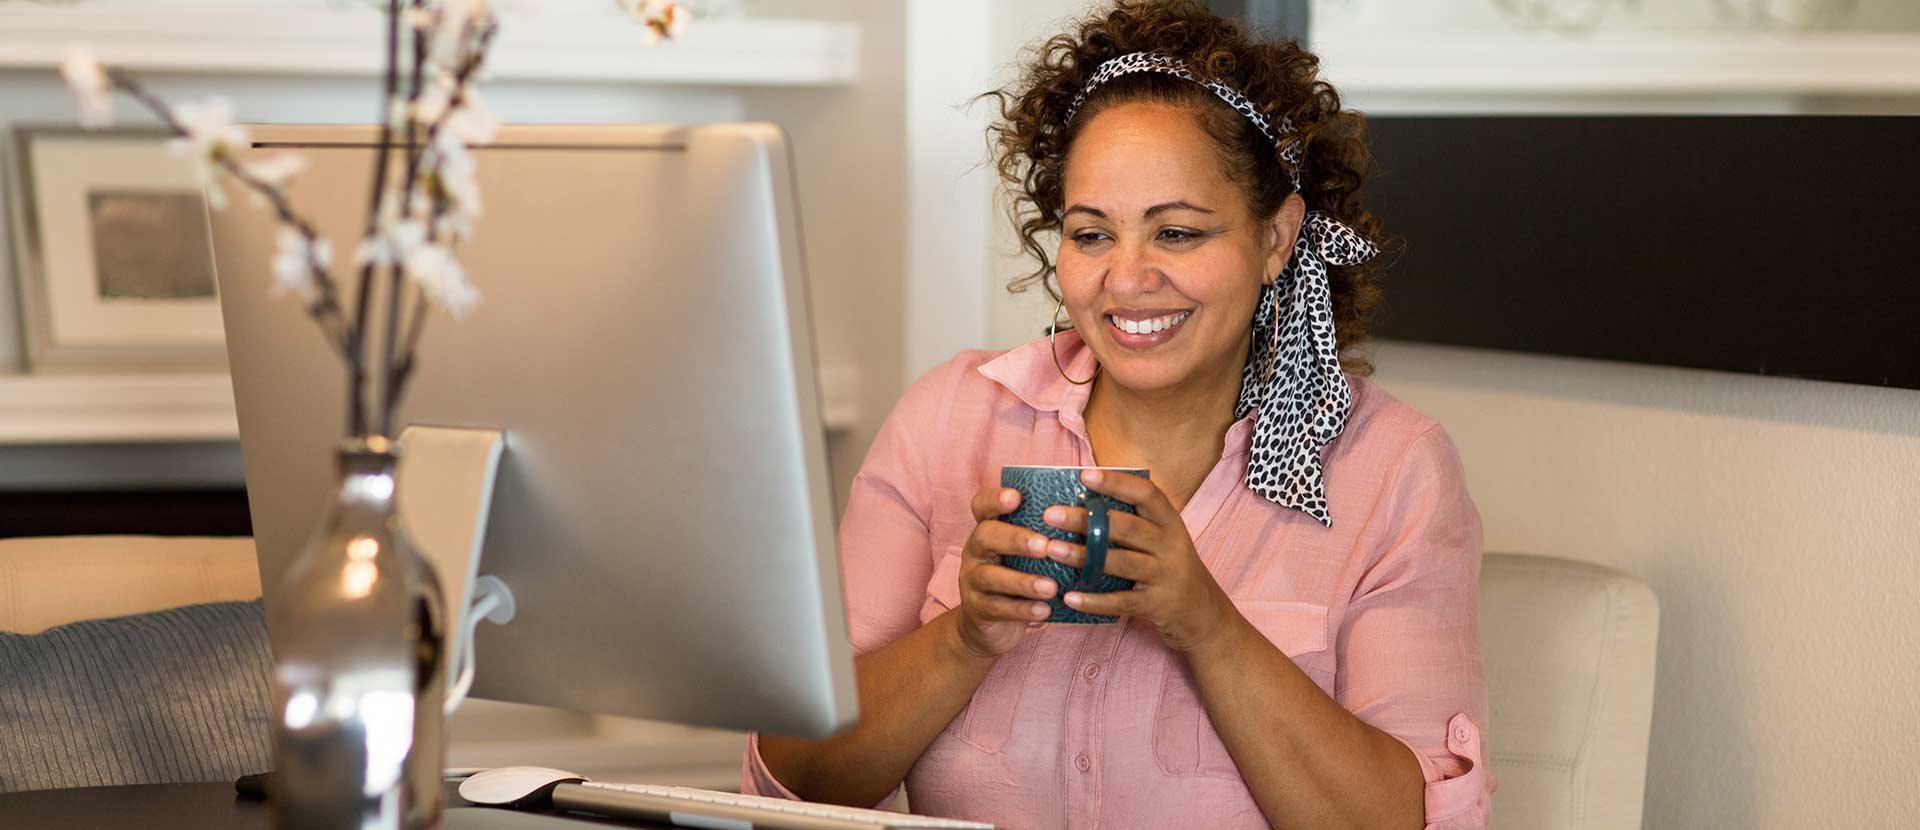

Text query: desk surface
(0, 782), (677, 830)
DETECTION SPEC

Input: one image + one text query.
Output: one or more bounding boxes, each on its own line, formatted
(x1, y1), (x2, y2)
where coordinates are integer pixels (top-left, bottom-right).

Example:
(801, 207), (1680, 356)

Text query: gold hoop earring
(1049, 298), (1098, 386)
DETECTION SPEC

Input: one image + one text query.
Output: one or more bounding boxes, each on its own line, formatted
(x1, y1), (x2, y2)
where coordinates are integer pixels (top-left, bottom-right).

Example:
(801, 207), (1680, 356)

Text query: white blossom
(616, 0), (690, 43)
(240, 153), (308, 208)
(246, 153), (308, 187)
(426, 0), (499, 70)
(413, 70), (459, 124)
(351, 217), (479, 315)
(270, 226), (331, 302)
(61, 45), (114, 127)
(403, 241), (480, 318)
(167, 98), (250, 210)
(408, 185), (433, 222)
(355, 219), (427, 270)
(442, 0), (496, 27)
(656, 3), (691, 41)
(444, 87), (498, 146)
(434, 184), (482, 242)
(428, 129), (483, 240)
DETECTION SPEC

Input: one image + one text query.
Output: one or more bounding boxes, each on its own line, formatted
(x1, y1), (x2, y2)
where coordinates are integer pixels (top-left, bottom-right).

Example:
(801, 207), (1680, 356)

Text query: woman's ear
(1262, 193), (1308, 284)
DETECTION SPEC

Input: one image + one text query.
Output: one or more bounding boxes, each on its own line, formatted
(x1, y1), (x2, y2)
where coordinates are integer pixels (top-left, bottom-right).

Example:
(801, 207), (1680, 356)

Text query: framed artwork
(6, 126), (226, 372)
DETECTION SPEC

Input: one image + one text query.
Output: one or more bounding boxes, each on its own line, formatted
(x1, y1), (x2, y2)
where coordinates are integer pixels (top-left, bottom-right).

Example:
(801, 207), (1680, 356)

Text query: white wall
(1370, 342), (1920, 828)
(986, 0), (1088, 352)
(743, 0), (907, 506)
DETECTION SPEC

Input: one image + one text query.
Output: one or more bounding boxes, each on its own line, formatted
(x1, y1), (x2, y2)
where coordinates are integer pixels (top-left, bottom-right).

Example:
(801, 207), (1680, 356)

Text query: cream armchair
(1482, 553), (1661, 830)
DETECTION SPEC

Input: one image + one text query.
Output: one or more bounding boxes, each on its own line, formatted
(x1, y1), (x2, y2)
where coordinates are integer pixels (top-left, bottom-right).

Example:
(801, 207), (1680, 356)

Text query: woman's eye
(1158, 228), (1204, 243)
(1070, 231), (1110, 246)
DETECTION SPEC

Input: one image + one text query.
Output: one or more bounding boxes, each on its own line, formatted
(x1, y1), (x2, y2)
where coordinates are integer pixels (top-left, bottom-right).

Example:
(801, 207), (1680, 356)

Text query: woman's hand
(1042, 469), (1238, 654)
(951, 484), (1063, 661)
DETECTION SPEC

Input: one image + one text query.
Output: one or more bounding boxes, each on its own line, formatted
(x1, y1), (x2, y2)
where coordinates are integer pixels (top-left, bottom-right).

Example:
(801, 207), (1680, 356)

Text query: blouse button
(1083, 663), (1101, 680)
(1453, 723), (1473, 744)
(1075, 753), (1091, 772)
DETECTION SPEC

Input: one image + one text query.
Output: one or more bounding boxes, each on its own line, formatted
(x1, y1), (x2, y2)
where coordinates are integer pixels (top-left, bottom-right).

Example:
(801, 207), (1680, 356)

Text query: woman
(743, 2), (1492, 828)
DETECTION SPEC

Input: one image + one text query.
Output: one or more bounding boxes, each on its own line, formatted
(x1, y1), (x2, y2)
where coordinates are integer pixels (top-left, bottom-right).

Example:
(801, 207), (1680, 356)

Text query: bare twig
(379, 0), (432, 437)
(344, 0), (407, 436)
(104, 69), (354, 356)
(86, 0), (555, 440)
(386, 17), (499, 421)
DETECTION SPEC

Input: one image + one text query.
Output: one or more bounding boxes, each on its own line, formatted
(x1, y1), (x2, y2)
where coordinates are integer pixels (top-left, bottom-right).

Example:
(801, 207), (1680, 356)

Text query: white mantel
(0, 4), (860, 87)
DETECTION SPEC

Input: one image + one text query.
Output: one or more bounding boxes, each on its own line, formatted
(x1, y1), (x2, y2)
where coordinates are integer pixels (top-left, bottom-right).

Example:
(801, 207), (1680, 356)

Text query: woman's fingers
(967, 592), (1054, 623)
(964, 519), (1052, 562)
(971, 485), (1021, 522)
(965, 562), (1058, 602)
(1040, 540), (1152, 581)
(1077, 469), (1179, 526)
(1040, 505), (1159, 552)
(964, 562), (1056, 623)
(1062, 587), (1140, 618)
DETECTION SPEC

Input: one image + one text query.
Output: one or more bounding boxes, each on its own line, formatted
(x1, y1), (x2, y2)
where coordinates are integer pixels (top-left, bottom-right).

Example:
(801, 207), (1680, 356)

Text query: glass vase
(268, 435), (448, 830)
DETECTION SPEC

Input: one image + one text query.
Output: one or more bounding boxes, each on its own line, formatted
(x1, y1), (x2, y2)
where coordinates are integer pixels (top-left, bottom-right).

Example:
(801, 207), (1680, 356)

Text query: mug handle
(1074, 494), (1112, 593)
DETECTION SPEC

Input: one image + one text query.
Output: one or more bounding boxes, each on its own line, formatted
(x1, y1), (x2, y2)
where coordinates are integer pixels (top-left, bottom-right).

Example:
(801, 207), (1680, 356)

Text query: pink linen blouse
(742, 332), (1495, 829)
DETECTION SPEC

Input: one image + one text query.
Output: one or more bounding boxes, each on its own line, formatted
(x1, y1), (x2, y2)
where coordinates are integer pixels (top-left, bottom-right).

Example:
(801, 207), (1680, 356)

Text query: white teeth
(1109, 311), (1189, 336)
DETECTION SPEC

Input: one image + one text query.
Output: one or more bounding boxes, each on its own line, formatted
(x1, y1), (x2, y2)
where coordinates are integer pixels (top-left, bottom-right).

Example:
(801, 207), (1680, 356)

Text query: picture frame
(6, 125), (227, 372)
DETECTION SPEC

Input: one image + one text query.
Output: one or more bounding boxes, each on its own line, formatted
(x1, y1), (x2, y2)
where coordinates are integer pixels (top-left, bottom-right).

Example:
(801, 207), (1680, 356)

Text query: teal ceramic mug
(998, 465), (1150, 624)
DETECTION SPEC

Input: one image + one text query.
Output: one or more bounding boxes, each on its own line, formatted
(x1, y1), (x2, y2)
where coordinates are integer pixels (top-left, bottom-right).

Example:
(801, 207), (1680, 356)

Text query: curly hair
(984, 0), (1386, 376)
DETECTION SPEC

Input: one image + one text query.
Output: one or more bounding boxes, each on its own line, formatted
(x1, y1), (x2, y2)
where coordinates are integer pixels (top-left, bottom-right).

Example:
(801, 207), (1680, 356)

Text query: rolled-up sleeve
(740, 363), (951, 800)
(1336, 424), (1495, 829)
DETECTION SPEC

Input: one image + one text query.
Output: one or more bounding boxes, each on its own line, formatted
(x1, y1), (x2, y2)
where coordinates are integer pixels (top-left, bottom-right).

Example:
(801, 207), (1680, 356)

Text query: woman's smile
(1105, 307), (1193, 350)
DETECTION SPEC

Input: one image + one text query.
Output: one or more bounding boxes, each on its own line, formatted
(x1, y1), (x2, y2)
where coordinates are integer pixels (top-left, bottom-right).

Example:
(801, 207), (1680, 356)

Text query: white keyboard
(557, 781), (995, 830)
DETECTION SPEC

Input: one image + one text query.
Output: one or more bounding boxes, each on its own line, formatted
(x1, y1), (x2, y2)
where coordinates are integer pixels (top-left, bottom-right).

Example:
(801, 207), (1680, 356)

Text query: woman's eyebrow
(1064, 201), (1214, 220)
(1145, 200), (1213, 217)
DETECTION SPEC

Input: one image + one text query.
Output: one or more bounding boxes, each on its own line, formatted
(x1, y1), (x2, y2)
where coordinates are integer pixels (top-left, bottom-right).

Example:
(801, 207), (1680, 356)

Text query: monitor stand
(398, 424), (513, 698)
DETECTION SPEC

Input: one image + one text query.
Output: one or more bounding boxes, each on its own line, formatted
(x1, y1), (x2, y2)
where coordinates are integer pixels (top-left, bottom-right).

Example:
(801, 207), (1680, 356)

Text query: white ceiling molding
(1312, 29), (1920, 95)
(0, 5), (860, 87)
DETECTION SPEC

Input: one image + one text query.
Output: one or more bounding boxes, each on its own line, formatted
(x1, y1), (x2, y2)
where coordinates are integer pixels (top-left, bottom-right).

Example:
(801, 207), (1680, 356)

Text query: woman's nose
(1104, 239), (1167, 297)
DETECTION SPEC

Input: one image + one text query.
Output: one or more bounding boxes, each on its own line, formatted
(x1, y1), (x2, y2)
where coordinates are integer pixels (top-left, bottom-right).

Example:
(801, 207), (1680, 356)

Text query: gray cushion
(0, 599), (272, 792)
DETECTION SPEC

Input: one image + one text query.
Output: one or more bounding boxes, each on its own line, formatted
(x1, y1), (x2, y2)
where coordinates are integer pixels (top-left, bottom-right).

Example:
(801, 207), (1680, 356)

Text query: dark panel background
(0, 491), (252, 538)
(1362, 116), (1920, 389)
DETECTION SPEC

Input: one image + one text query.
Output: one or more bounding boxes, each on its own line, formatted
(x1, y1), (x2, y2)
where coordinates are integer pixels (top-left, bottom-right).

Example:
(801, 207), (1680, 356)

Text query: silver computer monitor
(210, 124), (858, 740)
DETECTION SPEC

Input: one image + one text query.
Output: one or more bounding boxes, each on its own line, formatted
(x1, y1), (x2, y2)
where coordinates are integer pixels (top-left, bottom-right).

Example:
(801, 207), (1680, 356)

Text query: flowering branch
(60, 0), (690, 439)
(348, 0), (407, 435)
(387, 17), (500, 427)
(85, 64), (354, 357)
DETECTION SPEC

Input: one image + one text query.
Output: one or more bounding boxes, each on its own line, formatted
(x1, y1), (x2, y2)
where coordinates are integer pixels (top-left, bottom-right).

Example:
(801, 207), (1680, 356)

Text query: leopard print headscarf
(1068, 52), (1380, 527)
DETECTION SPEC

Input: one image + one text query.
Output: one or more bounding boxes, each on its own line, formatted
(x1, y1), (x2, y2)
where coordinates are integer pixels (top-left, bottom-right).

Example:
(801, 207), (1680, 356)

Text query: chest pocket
(1152, 599), (1332, 779)
(923, 553), (1041, 753)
